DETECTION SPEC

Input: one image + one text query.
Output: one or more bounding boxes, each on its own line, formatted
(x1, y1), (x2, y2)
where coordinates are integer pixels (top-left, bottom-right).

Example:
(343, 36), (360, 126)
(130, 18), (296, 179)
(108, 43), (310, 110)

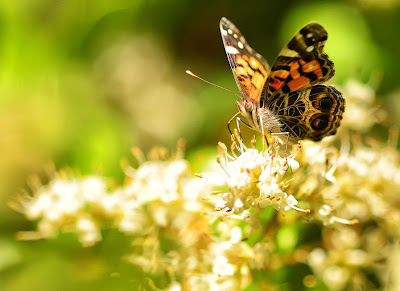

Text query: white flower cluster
(17, 156), (212, 248)
(293, 135), (400, 290)
(203, 141), (308, 223)
(340, 79), (385, 132)
(18, 176), (108, 246)
(186, 225), (253, 291)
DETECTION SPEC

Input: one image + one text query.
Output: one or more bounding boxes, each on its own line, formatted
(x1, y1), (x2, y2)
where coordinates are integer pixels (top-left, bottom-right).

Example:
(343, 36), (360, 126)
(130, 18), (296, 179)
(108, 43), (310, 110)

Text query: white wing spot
(233, 34), (238, 38)
(306, 33), (313, 38)
(306, 45), (314, 52)
(228, 29), (233, 34)
(238, 41), (244, 49)
(308, 64), (314, 69)
(281, 49), (299, 57)
(221, 28), (228, 36)
(226, 46), (239, 54)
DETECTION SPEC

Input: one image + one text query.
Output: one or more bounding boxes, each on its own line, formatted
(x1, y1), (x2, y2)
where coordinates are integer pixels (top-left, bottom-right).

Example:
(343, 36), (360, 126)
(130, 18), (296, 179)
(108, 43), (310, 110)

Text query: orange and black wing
(220, 17), (270, 104)
(261, 22), (335, 106)
(262, 23), (345, 141)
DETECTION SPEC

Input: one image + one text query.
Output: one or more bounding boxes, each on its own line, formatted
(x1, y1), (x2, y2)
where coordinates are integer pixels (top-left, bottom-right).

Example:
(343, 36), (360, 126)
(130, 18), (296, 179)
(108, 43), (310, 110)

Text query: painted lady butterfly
(220, 17), (345, 142)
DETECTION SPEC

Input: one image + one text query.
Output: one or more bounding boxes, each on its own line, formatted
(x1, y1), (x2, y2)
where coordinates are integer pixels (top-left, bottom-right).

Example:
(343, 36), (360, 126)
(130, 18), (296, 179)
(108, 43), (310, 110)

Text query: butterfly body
(220, 17), (345, 142)
(236, 98), (283, 135)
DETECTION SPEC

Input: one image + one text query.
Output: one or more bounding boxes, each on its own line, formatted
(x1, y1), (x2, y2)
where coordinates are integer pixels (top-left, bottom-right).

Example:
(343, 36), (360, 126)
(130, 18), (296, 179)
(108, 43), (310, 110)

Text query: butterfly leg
(235, 116), (253, 152)
(227, 112), (241, 149)
(228, 112), (252, 152)
(259, 114), (268, 150)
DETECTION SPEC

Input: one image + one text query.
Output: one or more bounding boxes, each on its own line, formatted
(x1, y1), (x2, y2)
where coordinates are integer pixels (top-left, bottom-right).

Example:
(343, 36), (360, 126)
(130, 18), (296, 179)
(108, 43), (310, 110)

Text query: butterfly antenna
(186, 70), (241, 99)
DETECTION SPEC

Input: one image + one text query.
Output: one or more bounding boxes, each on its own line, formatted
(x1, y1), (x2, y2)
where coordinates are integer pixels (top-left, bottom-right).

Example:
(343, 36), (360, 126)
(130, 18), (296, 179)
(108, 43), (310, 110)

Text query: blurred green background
(1, 0), (400, 290)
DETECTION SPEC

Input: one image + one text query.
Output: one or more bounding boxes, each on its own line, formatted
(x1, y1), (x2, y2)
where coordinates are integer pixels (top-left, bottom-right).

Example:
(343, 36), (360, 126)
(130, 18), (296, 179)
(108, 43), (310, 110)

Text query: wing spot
(281, 49), (299, 57)
(238, 41), (244, 49)
(306, 45), (314, 52)
(226, 46), (239, 54)
(306, 33), (313, 38)
(308, 64), (314, 70)
(233, 33), (238, 38)
(221, 28), (228, 36)
(228, 29), (233, 34)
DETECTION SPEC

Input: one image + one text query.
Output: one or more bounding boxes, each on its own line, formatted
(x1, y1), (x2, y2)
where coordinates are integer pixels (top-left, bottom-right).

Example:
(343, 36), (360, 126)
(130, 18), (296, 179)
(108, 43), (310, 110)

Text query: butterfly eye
(311, 116), (328, 130)
(319, 97), (333, 110)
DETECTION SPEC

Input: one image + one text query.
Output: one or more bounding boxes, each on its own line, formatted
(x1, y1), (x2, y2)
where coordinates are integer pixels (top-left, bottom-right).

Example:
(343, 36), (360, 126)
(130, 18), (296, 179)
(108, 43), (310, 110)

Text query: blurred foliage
(2, 0), (400, 290)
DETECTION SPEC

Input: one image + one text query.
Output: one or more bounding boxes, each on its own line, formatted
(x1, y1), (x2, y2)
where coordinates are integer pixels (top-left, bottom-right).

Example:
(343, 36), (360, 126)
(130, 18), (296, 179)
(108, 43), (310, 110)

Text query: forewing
(261, 22), (335, 106)
(220, 17), (270, 104)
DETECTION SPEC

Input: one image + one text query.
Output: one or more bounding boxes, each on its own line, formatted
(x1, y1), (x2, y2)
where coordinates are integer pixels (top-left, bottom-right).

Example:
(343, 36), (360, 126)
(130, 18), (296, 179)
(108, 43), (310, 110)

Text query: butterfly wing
(259, 22), (344, 141)
(220, 17), (270, 104)
(269, 85), (345, 141)
(261, 22), (335, 106)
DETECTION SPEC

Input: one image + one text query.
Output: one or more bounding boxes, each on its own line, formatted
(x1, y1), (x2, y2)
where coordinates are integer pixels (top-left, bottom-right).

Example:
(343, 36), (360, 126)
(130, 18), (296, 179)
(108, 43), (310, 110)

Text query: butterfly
(220, 17), (345, 143)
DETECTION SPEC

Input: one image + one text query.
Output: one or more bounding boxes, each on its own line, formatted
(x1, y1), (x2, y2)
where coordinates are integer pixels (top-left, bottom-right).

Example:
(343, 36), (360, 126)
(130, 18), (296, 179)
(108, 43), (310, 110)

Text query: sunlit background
(2, 0), (400, 290)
